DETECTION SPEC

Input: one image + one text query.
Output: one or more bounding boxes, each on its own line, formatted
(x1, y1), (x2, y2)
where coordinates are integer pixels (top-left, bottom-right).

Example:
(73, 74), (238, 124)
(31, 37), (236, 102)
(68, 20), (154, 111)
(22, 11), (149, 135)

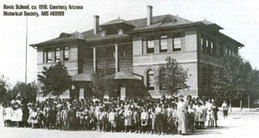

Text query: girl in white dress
(28, 108), (38, 128)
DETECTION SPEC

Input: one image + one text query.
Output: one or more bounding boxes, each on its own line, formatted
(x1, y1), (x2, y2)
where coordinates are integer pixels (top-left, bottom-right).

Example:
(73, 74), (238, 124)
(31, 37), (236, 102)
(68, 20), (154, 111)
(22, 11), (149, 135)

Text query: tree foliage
(38, 62), (73, 97)
(89, 59), (117, 98)
(157, 57), (189, 95)
(211, 55), (259, 104)
(9, 81), (37, 103)
(0, 75), (10, 103)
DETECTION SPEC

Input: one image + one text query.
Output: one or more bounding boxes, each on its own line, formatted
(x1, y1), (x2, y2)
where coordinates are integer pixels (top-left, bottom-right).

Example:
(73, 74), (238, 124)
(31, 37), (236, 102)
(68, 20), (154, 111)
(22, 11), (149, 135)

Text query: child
(150, 108), (156, 134)
(82, 106), (90, 130)
(61, 106), (68, 130)
(187, 104), (195, 133)
(206, 100), (213, 127)
(141, 108), (149, 133)
(2, 104), (7, 127)
(133, 107), (141, 133)
(101, 108), (108, 132)
(171, 104), (178, 134)
(56, 107), (63, 129)
(212, 102), (219, 127)
(108, 108), (117, 132)
(194, 102), (203, 129)
(28, 108), (38, 128)
(97, 108), (104, 131)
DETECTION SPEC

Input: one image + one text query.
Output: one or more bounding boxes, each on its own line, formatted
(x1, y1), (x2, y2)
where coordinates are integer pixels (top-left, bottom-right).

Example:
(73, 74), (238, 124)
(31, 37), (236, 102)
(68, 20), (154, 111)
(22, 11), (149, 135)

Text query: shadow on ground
(190, 126), (238, 136)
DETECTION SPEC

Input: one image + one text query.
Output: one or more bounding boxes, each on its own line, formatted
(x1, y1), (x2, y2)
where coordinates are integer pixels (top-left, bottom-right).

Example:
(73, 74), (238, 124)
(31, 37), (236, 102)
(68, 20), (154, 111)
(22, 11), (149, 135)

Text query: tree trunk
(240, 99), (243, 111)
(248, 95), (250, 109)
(229, 98), (232, 112)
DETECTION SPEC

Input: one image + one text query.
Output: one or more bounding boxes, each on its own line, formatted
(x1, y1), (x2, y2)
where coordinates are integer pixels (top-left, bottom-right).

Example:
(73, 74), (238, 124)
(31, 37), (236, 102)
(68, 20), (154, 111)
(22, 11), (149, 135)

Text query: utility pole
(24, 15), (28, 100)
(25, 16), (28, 84)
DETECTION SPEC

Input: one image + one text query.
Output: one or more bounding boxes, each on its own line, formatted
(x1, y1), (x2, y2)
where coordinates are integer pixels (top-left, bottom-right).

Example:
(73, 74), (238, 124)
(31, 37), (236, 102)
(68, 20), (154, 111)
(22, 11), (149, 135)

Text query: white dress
(16, 108), (23, 122)
(195, 105), (204, 122)
(206, 103), (214, 121)
(28, 111), (38, 124)
(177, 101), (188, 134)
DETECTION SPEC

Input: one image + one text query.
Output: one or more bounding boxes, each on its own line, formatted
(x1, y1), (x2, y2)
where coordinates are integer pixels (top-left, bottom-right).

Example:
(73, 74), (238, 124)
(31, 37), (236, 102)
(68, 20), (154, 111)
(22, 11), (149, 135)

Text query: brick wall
(132, 30), (199, 97)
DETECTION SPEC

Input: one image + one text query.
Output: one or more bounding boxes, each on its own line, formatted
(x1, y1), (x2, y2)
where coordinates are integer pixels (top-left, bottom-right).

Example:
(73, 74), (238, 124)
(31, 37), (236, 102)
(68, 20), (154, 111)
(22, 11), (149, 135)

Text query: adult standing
(177, 97), (188, 135)
(22, 104), (29, 127)
(221, 101), (229, 118)
(155, 104), (164, 135)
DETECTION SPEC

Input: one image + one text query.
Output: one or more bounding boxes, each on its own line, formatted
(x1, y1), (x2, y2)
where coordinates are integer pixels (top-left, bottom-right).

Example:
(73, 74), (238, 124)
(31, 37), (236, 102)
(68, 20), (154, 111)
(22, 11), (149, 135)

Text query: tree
(211, 55), (259, 107)
(0, 75), (10, 104)
(157, 57), (189, 95)
(89, 59), (117, 98)
(9, 81), (37, 103)
(38, 62), (73, 97)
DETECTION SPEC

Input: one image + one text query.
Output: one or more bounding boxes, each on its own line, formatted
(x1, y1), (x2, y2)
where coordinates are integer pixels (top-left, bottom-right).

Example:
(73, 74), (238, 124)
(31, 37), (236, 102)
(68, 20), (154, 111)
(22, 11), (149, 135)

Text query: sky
(0, 0), (259, 87)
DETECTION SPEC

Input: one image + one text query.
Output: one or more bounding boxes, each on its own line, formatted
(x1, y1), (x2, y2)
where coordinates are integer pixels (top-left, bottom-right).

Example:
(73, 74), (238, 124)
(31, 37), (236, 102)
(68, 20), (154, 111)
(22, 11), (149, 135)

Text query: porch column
(93, 47), (96, 73)
(115, 44), (119, 72)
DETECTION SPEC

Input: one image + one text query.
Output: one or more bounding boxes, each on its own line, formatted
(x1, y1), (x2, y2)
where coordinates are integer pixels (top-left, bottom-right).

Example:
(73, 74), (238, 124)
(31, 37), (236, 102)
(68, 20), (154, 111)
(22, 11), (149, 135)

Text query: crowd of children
(1, 95), (219, 135)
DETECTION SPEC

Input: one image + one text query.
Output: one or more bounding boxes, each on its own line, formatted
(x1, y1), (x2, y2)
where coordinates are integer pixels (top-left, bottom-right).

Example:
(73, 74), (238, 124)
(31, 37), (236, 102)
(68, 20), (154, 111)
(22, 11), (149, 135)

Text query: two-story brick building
(31, 6), (243, 99)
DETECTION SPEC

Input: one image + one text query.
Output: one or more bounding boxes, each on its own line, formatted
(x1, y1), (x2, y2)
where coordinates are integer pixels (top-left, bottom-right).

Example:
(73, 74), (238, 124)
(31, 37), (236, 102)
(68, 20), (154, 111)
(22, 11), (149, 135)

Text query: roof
(129, 14), (193, 31)
(219, 32), (244, 47)
(31, 31), (85, 47)
(100, 17), (135, 27)
(197, 19), (223, 29)
(31, 14), (194, 47)
(30, 14), (242, 47)
(72, 73), (92, 81)
(113, 71), (141, 80)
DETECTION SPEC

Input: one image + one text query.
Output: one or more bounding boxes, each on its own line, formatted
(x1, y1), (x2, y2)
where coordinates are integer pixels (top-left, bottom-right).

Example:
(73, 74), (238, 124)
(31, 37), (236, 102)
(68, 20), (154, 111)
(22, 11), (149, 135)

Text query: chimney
(147, 5), (153, 26)
(93, 15), (99, 34)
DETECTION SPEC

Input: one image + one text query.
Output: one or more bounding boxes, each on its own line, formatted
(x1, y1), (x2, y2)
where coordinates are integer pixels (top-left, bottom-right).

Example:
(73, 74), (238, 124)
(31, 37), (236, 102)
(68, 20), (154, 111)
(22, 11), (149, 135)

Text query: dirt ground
(0, 107), (259, 138)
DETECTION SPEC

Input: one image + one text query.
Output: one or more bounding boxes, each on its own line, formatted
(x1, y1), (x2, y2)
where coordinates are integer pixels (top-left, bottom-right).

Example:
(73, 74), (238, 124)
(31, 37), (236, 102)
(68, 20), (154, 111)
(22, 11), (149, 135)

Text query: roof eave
(131, 22), (199, 33)
(30, 39), (86, 48)
(86, 35), (131, 43)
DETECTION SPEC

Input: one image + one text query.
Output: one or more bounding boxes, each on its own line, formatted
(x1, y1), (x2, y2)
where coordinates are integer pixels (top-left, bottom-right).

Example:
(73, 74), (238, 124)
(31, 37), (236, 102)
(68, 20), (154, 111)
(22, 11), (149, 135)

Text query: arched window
(147, 69), (155, 90)
(159, 69), (166, 90)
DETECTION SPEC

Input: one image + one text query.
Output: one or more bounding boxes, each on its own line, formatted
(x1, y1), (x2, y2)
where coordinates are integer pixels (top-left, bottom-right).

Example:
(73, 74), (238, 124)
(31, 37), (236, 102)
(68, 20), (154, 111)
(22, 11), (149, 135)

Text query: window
(142, 39), (145, 54)
(232, 51), (235, 56)
(147, 39), (155, 53)
(122, 51), (126, 57)
(210, 42), (214, 55)
(55, 48), (60, 62)
(147, 69), (155, 90)
(106, 28), (118, 35)
(160, 35), (168, 52)
(225, 48), (228, 55)
(173, 37), (181, 51)
(64, 47), (69, 61)
(47, 50), (52, 63)
(206, 40), (209, 47)
(118, 29), (123, 35)
(200, 38), (204, 52)
(43, 51), (46, 63)
(159, 69), (166, 90)
(229, 49), (232, 56)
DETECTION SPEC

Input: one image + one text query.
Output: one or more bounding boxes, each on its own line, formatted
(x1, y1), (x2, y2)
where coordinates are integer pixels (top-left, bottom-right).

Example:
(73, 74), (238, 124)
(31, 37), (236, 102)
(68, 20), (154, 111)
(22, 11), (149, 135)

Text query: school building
(31, 5), (243, 99)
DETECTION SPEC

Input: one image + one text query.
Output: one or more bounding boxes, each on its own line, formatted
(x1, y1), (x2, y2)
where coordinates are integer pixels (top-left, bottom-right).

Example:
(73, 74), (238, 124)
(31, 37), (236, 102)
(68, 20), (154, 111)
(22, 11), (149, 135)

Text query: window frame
(210, 42), (214, 56)
(146, 38), (155, 54)
(200, 38), (204, 52)
(47, 50), (52, 63)
(55, 48), (61, 62)
(147, 69), (155, 90)
(63, 47), (69, 61)
(159, 35), (168, 52)
(173, 37), (182, 51)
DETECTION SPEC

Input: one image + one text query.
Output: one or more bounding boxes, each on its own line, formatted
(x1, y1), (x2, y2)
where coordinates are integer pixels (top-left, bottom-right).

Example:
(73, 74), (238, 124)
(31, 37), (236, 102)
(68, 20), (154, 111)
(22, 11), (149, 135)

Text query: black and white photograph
(0, 0), (259, 138)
